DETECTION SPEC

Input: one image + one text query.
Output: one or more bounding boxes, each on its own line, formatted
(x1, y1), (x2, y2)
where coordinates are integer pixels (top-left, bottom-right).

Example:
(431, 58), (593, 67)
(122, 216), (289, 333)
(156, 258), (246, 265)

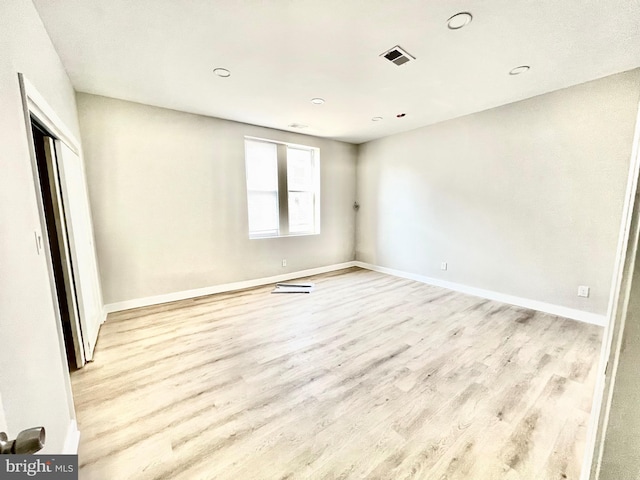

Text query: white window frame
(244, 136), (320, 239)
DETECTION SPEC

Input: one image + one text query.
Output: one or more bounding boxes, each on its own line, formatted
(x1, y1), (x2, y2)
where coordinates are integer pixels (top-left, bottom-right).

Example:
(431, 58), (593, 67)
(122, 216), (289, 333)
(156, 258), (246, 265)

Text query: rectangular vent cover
(380, 45), (415, 66)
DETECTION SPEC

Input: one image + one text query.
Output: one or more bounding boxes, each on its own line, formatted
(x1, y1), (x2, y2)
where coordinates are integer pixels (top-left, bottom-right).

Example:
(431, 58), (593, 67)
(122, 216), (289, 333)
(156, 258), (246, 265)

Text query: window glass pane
(246, 140), (278, 191)
(287, 147), (313, 191)
(248, 191), (279, 235)
(245, 138), (318, 238)
(288, 191), (314, 233)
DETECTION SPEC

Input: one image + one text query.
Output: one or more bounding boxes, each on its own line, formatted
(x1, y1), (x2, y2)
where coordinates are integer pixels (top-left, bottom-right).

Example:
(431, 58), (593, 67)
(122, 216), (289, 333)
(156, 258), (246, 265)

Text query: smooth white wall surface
(357, 70), (640, 315)
(76, 94), (357, 304)
(0, 0), (79, 453)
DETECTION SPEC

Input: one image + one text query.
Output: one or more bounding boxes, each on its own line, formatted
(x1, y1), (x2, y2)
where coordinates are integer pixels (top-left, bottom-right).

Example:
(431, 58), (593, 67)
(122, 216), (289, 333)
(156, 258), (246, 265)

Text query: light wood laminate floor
(71, 268), (603, 480)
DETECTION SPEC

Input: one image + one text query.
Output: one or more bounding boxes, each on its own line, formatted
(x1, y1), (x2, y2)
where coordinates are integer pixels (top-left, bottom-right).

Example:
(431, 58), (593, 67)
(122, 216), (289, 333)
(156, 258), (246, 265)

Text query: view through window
(244, 138), (320, 238)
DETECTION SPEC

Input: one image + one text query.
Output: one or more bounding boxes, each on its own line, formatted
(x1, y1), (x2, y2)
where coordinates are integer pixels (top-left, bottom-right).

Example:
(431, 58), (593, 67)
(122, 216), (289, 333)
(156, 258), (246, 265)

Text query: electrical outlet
(441, 262), (447, 271)
(282, 259), (287, 267)
(578, 286), (590, 298)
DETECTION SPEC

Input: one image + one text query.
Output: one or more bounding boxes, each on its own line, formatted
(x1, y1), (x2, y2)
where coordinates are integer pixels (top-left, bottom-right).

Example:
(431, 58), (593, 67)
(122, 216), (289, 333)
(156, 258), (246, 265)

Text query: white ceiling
(33, 0), (640, 144)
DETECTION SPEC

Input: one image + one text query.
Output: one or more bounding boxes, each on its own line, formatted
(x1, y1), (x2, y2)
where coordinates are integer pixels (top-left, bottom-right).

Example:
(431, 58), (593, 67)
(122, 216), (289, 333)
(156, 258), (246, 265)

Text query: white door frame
(20, 75), (82, 156)
(0, 390), (7, 434)
(581, 100), (640, 479)
(17, 73), (85, 423)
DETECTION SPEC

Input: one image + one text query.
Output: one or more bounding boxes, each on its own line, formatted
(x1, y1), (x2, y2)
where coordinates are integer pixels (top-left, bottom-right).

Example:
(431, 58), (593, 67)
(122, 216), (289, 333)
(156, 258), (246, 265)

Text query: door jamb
(17, 73), (80, 422)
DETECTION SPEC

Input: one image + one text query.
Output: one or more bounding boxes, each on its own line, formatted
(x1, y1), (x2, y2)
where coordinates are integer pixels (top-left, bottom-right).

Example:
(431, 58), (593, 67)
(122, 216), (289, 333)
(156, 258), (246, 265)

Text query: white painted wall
(76, 94), (357, 305)
(356, 70), (640, 316)
(0, 0), (80, 453)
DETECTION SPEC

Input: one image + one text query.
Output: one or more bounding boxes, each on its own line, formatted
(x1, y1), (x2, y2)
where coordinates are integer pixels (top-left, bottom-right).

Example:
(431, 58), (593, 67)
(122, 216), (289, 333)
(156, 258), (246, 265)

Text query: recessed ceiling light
(396, 113), (406, 118)
(213, 68), (231, 77)
(311, 98), (325, 105)
(372, 117), (383, 122)
(509, 65), (530, 75)
(288, 123), (308, 129)
(447, 12), (473, 30)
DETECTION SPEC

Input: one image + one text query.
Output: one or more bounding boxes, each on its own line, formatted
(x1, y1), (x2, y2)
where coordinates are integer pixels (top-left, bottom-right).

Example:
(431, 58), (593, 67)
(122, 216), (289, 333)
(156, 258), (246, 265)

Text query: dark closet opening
(31, 119), (79, 370)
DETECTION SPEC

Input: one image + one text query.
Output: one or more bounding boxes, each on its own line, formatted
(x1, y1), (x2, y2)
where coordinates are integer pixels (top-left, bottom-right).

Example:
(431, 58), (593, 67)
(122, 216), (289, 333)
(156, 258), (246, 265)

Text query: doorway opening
(30, 118), (85, 370)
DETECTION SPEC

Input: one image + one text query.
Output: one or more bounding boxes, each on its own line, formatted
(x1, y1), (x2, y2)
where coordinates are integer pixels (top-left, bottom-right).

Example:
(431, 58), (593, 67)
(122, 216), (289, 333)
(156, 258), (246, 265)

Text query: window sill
(249, 231), (320, 240)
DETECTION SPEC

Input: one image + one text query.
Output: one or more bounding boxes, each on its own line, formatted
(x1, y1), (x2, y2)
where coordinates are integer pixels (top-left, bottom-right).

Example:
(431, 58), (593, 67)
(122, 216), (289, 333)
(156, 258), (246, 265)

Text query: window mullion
(277, 144), (289, 235)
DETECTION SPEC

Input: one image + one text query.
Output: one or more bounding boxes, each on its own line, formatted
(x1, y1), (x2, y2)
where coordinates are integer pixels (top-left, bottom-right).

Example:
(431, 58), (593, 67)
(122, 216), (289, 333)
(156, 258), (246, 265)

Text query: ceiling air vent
(380, 45), (415, 66)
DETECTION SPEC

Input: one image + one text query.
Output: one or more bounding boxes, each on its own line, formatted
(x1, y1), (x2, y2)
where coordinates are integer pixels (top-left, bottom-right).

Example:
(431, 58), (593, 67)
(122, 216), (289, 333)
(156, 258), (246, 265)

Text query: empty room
(2, 1), (640, 479)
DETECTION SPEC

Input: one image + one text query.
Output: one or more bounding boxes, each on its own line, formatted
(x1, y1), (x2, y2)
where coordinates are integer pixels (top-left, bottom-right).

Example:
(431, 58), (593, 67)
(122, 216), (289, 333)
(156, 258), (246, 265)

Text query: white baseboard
(62, 420), (80, 454)
(103, 260), (606, 326)
(105, 262), (357, 313)
(354, 261), (607, 326)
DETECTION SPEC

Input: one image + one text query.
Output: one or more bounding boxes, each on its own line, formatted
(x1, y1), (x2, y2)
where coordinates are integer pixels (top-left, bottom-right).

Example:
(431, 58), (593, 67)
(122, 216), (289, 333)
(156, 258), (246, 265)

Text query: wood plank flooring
(71, 267), (603, 480)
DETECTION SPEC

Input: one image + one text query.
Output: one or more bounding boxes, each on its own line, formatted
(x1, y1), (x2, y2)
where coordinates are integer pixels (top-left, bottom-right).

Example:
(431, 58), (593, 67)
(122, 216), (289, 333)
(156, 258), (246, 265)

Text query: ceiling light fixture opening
(213, 68), (231, 77)
(311, 98), (325, 105)
(372, 117), (383, 122)
(509, 65), (530, 75)
(447, 12), (473, 30)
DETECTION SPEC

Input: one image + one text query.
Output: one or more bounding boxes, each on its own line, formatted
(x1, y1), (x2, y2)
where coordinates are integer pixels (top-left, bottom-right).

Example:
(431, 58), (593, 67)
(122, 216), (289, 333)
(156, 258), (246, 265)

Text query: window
(244, 137), (320, 238)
